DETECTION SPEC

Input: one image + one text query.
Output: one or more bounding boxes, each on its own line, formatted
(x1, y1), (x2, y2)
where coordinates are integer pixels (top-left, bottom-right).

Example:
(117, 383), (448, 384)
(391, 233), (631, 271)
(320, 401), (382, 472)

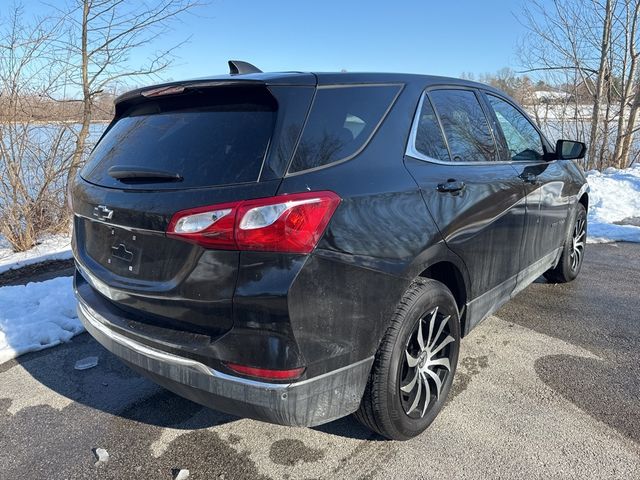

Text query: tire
(354, 278), (460, 440)
(543, 203), (587, 283)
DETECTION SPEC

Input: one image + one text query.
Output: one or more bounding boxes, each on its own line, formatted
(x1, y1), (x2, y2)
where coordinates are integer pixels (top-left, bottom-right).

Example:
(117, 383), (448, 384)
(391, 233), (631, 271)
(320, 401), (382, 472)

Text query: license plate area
(84, 220), (143, 276)
(107, 228), (142, 275)
(79, 216), (196, 282)
(106, 227), (142, 275)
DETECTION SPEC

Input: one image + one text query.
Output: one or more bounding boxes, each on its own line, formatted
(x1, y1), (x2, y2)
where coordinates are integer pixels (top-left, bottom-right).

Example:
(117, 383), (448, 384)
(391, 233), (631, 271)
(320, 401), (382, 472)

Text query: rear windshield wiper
(108, 166), (183, 182)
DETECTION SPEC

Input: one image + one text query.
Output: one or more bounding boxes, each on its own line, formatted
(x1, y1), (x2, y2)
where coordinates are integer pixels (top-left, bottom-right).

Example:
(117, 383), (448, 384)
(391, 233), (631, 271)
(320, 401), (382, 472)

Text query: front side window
(487, 95), (544, 161)
(429, 89), (497, 162)
(288, 85), (401, 173)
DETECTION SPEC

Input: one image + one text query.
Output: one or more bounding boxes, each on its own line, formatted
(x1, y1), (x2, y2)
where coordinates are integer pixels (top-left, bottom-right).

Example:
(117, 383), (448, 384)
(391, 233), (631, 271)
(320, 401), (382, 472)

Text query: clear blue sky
(20, 0), (542, 81)
(159, 0), (531, 79)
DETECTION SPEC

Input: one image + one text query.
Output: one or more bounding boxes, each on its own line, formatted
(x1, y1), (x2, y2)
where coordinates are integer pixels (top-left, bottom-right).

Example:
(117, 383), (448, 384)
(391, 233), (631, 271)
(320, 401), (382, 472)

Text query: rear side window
(429, 89), (497, 162)
(81, 87), (276, 189)
(412, 95), (451, 161)
(486, 95), (544, 161)
(288, 85), (401, 173)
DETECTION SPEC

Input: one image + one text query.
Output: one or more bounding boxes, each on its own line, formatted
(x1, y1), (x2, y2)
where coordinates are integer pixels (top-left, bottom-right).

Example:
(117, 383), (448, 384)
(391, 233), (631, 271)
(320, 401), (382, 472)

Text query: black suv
(71, 61), (589, 440)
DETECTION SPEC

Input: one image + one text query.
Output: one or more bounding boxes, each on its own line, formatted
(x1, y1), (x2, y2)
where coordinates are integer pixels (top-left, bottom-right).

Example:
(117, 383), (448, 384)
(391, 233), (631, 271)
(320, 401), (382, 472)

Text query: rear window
(413, 95), (451, 162)
(288, 85), (401, 173)
(81, 87), (276, 189)
(429, 89), (497, 162)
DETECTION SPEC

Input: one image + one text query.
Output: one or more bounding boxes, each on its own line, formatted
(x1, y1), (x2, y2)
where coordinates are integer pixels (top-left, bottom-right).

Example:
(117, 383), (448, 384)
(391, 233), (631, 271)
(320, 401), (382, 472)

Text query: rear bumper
(77, 300), (373, 427)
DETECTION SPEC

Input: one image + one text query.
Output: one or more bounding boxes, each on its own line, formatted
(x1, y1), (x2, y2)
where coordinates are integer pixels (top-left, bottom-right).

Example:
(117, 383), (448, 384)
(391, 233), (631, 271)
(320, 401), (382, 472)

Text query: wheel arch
(418, 261), (469, 336)
(563, 183), (589, 241)
(406, 241), (471, 337)
(578, 191), (589, 212)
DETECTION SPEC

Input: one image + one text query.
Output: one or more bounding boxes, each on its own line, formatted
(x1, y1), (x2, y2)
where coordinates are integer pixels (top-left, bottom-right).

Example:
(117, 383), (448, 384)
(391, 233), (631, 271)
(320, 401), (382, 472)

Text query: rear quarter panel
(276, 83), (453, 374)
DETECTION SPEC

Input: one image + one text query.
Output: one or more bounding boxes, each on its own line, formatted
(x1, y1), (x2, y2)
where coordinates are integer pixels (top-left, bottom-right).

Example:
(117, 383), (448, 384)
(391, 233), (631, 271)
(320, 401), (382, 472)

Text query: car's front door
(404, 87), (527, 331)
(481, 92), (571, 280)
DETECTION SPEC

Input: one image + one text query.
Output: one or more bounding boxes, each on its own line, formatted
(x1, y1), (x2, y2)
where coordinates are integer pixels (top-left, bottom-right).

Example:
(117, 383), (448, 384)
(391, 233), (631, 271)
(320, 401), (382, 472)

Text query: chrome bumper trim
(78, 299), (374, 391)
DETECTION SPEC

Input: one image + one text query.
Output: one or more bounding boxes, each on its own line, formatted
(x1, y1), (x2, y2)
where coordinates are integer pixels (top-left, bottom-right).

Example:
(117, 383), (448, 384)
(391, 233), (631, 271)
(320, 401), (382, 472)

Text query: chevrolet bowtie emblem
(93, 205), (114, 221)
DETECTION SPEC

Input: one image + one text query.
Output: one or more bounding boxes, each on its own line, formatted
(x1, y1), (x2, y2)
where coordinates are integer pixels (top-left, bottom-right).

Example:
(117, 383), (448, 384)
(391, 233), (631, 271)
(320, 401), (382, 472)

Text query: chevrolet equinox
(71, 61), (589, 440)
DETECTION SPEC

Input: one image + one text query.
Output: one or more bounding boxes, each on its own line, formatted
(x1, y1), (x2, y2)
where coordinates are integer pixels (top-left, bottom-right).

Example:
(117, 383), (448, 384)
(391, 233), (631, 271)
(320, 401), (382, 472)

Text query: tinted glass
(487, 95), (544, 161)
(261, 86), (315, 179)
(288, 85), (401, 173)
(81, 87), (276, 189)
(413, 95), (450, 161)
(429, 89), (496, 162)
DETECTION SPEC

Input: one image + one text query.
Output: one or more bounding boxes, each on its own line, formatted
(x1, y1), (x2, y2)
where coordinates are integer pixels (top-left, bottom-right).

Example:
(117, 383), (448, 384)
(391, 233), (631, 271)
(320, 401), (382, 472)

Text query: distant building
(533, 90), (572, 103)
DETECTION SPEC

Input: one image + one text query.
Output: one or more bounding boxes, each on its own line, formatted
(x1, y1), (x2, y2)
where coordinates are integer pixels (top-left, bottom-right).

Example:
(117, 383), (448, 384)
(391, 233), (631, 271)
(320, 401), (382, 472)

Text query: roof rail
(228, 60), (263, 75)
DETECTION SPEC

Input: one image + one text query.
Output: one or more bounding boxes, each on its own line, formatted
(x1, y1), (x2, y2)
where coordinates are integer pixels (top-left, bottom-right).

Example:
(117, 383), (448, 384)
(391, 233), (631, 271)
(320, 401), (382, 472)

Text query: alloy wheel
(570, 216), (586, 271)
(399, 307), (455, 418)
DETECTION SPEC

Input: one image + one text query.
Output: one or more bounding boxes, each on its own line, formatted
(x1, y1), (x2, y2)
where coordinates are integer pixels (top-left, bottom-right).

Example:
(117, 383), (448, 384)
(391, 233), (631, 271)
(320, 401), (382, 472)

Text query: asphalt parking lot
(0, 243), (638, 479)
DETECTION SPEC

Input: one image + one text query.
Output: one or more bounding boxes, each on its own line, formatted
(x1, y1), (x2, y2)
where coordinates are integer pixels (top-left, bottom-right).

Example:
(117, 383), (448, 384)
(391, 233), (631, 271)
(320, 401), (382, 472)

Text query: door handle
(520, 172), (539, 184)
(437, 179), (466, 193)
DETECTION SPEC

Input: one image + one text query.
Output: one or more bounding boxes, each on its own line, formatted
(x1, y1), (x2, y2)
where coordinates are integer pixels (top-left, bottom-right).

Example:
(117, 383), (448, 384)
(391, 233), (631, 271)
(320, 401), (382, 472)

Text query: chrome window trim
(405, 89), (555, 167)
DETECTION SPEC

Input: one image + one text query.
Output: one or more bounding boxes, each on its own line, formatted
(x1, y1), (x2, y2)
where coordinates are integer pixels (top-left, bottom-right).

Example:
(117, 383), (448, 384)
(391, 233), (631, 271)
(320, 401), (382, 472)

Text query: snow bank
(586, 164), (640, 243)
(0, 276), (82, 364)
(0, 234), (72, 274)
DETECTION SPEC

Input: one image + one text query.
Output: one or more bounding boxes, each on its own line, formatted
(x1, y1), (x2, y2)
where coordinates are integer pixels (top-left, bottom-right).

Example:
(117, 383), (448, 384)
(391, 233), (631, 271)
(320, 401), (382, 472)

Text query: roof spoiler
(228, 60), (262, 75)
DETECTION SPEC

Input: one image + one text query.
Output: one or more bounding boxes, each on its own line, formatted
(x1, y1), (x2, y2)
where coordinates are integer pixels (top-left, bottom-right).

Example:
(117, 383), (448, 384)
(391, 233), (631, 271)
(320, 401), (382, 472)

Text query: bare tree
(589, 0), (615, 166)
(60, 0), (200, 179)
(0, 1), (200, 252)
(519, 0), (640, 170)
(614, 1), (640, 166)
(0, 6), (75, 252)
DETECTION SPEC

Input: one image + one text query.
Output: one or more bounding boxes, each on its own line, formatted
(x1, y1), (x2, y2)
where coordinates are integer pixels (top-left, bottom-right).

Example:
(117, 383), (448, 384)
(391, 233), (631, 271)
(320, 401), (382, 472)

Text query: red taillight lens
(225, 362), (305, 381)
(236, 192), (340, 253)
(167, 191), (341, 253)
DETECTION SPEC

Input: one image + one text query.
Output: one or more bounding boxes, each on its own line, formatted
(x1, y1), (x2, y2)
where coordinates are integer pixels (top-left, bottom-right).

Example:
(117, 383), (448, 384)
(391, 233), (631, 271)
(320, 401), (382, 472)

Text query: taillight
(167, 191), (340, 254)
(225, 362), (305, 381)
(166, 201), (238, 249)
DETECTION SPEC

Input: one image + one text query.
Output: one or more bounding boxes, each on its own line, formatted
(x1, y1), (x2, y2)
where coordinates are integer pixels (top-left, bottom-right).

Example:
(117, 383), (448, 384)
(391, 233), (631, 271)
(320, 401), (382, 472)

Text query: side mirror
(556, 139), (586, 160)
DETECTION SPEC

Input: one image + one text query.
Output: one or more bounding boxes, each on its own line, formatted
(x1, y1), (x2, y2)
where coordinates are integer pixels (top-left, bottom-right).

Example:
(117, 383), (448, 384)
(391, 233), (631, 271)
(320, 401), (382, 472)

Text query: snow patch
(0, 234), (72, 274)
(586, 164), (640, 243)
(0, 276), (82, 364)
(93, 447), (109, 466)
(172, 469), (190, 480)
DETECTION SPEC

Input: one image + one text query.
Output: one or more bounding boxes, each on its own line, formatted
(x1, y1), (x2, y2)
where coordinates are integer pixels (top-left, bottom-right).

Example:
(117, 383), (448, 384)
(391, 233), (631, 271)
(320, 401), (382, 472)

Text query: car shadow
(7, 332), (379, 440)
(312, 414), (383, 441)
(497, 245), (640, 445)
(534, 354), (640, 443)
(5, 332), (235, 430)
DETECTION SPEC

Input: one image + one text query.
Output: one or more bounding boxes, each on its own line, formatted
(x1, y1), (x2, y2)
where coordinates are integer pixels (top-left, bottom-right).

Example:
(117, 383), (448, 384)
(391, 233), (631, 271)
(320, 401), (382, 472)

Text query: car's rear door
(403, 87), (527, 330)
